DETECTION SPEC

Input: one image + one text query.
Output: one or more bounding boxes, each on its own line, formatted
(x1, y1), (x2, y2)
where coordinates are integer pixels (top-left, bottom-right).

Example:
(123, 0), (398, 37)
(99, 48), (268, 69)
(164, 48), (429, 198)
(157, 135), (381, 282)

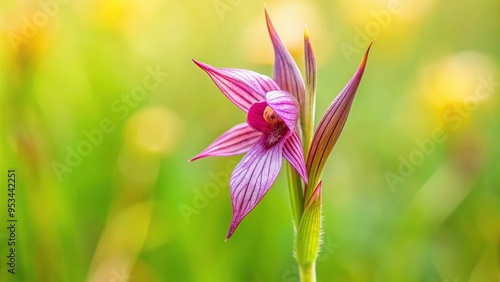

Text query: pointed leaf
(193, 59), (279, 112)
(305, 43), (373, 198)
(303, 28), (317, 154)
(296, 181), (322, 268)
(227, 139), (284, 239)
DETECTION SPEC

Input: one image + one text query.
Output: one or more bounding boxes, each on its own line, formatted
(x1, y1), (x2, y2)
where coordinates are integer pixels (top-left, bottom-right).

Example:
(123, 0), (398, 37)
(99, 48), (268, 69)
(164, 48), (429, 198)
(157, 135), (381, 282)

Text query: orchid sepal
(265, 8), (307, 136)
(193, 59), (279, 112)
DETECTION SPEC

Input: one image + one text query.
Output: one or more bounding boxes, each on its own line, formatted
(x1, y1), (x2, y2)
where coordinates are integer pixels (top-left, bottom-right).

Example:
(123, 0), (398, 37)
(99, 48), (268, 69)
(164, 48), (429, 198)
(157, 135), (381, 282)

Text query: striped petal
(306, 43), (373, 197)
(265, 9), (306, 125)
(193, 59), (279, 112)
(283, 131), (308, 183)
(227, 139), (284, 239)
(266, 90), (299, 131)
(190, 123), (261, 161)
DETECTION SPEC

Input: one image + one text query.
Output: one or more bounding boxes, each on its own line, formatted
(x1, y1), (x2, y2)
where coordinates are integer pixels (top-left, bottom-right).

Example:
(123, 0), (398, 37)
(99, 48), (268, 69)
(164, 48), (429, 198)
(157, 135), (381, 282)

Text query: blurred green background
(1, 0), (499, 281)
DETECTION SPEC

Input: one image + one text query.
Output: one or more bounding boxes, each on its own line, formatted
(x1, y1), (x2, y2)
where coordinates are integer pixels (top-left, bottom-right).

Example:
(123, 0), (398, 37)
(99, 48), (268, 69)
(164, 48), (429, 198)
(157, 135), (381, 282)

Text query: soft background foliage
(1, 0), (499, 281)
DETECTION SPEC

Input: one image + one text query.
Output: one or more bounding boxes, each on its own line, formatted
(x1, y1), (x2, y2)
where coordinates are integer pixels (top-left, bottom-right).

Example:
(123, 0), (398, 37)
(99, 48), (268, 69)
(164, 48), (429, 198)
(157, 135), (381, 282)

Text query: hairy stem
(299, 263), (316, 282)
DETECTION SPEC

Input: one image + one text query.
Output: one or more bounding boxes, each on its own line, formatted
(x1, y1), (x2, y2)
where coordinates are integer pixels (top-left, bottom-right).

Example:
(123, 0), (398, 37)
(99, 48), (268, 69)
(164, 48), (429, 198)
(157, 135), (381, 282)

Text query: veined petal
(190, 123), (261, 161)
(305, 42), (373, 198)
(247, 102), (270, 133)
(265, 9), (306, 115)
(193, 59), (279, 112)
(283, 131), (308, 183)
(266, 90), (299, 131)
(227, 139), (284, 239)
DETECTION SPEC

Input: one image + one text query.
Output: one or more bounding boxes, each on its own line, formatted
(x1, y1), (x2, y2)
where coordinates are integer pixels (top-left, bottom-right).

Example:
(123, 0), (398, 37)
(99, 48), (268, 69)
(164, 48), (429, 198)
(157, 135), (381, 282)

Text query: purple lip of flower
(189, 60), (308, 240)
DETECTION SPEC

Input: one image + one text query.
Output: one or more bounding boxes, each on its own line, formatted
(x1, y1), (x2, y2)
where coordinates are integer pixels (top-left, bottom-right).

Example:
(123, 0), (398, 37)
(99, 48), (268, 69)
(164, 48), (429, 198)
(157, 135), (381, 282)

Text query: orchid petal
(283, 131), (308, 183)
(265, 9), (306, 125)
(247, 102), (270, 133)
(227, 139), (284, 239)
(305, 42), (373, 198)
(266, 90), (299, 131)
(193, 59), (279, 112)
(190, 123), (261, 161)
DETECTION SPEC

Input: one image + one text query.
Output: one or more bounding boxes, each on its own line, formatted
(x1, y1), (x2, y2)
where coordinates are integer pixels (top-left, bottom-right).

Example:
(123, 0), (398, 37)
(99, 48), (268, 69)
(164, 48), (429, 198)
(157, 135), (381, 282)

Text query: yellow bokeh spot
(405, 51), (499, 132)
(419, 52), (497, 108)
(125, 105), (182, 155)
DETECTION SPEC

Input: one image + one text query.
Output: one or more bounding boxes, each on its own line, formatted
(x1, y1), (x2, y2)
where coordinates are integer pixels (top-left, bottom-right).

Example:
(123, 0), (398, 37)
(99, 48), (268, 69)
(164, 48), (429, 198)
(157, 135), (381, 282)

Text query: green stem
(299, 263), (316, 282)
(286, 163), (303, 230)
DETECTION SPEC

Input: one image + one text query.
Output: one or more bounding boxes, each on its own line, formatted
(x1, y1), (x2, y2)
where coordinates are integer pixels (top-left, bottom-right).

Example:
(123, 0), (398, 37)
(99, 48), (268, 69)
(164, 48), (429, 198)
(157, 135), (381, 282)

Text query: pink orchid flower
(191, 8), (372, 241)
(190, 10), (310, 239)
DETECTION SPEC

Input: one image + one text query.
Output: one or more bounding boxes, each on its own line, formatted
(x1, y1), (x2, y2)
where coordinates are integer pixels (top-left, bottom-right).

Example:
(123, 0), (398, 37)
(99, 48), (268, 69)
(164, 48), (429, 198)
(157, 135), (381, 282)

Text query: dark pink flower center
(263, 106), (288, 148)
